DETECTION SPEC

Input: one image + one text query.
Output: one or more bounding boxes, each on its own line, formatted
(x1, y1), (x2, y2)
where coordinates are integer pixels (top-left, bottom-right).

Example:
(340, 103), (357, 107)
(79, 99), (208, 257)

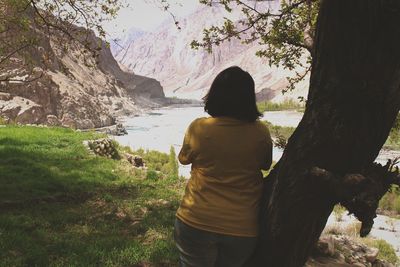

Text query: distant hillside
(113, 3), (309, 102)
(110, 27), (146, 56)
(0, 17), (165, 129)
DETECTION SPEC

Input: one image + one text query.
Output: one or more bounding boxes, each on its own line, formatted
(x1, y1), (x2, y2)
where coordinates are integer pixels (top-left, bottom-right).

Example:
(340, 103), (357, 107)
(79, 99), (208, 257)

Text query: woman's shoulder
(187, 117), (209, 129)
(190, 117), (208, 125)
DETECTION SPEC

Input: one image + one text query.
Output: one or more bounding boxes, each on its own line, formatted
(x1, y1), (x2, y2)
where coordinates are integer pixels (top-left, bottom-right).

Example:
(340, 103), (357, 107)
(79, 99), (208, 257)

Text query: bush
(257, 99), (304, 113)
(167, 146), (179, 178)
(379, 185), (400, 215)
(394, 197), (400, 214)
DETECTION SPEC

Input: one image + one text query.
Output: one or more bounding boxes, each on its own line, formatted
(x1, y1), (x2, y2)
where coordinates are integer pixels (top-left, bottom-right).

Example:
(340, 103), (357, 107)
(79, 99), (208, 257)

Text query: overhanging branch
(310, 159), (399, 237)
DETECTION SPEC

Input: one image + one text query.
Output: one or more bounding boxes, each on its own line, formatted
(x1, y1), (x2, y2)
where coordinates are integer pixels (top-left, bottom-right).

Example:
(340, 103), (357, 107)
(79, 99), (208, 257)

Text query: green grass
(0, 126), (183, 266)
(361, 239), (399, 265)
(257, 99), (304, 113)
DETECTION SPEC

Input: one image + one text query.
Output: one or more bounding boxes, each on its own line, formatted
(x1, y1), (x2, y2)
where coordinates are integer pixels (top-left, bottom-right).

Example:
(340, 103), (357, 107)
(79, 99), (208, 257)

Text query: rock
(366, 248), (379, 263)
(372, 260), (395, 267)
(75, 119), (95, 130)
(32, 67), (43, 74)
(106, 123), (128, 136)
(61, 113), (77, 129)
(308, 235), (395, 267)
(337, 253), (346, 263)
(314, 236), (335, 257)
(0, 16), (165, 129)
(0, 92), (12, 101)
(125, 153), (145, 168)
(116, 123), (128, 135)
(46, 114), (61, 126)
(15, 105), (45, 124)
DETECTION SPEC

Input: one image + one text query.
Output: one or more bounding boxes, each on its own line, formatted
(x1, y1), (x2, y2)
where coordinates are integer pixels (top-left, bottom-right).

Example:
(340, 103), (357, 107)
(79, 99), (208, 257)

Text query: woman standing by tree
(174, 66), (273, 267)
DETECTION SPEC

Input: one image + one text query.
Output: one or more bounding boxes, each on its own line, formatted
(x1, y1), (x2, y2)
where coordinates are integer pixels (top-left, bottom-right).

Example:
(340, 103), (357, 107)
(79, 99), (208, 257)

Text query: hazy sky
(103, 0), (201, 37)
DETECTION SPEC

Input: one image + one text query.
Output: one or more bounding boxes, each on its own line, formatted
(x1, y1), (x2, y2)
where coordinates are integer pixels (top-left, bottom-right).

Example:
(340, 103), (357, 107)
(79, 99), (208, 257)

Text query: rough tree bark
(253, 1), (400, 266)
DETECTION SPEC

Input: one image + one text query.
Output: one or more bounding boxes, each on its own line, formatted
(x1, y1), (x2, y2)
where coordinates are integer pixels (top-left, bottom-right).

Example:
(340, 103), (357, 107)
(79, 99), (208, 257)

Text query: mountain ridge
(114, 3), (309, 102)
(0, 18), (166, 129)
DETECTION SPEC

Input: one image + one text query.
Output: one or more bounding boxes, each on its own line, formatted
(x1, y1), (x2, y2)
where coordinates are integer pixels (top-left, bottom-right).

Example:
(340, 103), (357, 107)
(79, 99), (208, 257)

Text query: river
(114, 106), (400, 176)
(114, 107), (302, 177)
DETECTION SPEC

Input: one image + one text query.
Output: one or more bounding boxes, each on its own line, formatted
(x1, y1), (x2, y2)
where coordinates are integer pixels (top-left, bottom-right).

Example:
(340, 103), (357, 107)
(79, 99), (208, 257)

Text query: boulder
(366, 248), (379, 263)
(314, 236), (335, 257)
(46, 114), (61, 126)
(125, 153), (145, 168)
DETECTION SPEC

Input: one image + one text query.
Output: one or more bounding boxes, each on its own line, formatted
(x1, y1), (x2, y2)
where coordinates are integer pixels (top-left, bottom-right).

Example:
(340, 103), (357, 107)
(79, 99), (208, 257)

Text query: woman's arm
(178, 120), (197, 165)
(261, 126), (273, 170)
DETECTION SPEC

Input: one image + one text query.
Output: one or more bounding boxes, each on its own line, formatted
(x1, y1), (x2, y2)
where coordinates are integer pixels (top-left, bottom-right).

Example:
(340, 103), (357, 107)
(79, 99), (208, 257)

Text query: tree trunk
(254, 1), (400, 266)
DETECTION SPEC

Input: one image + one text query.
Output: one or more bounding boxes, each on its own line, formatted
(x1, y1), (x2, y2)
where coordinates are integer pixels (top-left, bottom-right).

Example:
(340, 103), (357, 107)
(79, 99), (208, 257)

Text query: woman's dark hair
(203, 66), (262, 122)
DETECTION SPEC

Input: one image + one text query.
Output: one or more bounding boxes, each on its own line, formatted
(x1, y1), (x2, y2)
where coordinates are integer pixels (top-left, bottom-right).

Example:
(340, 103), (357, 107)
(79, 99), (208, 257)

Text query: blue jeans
(174, 218), (257, 267)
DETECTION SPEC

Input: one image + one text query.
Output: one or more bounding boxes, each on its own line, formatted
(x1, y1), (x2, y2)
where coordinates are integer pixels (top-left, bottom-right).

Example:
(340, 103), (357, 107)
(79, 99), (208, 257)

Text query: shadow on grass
(0, 129), (118, 203)
(0, 126), (181, 266)
(0, 185), (180, 266)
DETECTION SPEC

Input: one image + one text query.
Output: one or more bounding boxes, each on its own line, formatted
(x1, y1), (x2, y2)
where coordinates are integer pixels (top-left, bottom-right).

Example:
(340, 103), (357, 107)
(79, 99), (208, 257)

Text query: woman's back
(177, 116), (272, 237)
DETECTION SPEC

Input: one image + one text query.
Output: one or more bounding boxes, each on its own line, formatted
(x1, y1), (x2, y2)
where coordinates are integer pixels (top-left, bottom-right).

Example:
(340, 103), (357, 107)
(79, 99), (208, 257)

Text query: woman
(174, 66), (273, 267)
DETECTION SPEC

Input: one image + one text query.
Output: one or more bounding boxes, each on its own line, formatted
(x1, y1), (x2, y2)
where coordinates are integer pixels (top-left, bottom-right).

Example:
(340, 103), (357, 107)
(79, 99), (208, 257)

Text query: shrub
(167, 146), (179, 178)
(394, 196), (400, 214)
(257, 99), (304, 113)
(379, 185), (400, 215)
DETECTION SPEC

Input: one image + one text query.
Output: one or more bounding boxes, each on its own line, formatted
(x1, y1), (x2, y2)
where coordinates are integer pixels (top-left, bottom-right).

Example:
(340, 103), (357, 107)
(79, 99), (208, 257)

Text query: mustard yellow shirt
(176, 117), (273, 237)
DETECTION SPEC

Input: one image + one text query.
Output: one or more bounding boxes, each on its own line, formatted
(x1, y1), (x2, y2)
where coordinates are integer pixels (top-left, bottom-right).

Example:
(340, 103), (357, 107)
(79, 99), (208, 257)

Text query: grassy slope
(0, 126), (183, 267)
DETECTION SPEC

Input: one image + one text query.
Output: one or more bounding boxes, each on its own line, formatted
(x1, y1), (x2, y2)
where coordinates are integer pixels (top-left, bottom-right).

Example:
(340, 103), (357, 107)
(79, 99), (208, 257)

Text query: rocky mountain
(113, 3), (309, 102)
(110, 27), (146, 56)
(0, 21), (165, 129)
